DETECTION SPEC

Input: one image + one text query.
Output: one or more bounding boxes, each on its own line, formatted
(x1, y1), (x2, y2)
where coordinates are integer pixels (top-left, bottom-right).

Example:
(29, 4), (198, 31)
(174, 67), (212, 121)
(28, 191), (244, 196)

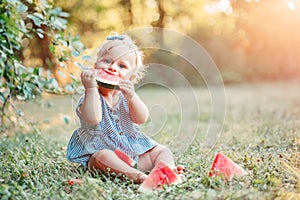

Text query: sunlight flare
(288, 1), (296, 10)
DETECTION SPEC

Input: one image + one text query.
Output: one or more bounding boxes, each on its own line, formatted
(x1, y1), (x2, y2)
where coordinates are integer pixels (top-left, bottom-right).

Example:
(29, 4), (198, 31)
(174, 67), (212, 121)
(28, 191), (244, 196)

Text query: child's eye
(103, 59), (111, 64)
(119, 64), (127, 69)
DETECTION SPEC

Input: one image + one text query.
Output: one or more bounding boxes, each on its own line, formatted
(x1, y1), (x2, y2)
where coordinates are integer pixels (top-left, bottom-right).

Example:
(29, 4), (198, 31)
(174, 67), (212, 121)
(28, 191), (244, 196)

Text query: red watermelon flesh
(114, 149), (136, 168)
(208, 152), (248, 180)
(95, 69), (121, 89)
(139, 161), (182, 192)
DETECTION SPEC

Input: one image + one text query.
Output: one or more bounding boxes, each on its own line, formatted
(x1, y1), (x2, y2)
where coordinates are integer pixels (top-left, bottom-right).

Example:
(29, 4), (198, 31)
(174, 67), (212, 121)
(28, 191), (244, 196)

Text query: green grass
(1, 82), (299, 200)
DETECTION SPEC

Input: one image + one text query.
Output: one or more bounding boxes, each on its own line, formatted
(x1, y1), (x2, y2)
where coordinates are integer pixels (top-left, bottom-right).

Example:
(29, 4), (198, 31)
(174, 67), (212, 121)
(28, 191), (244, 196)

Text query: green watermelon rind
(96, 78), (120, 90)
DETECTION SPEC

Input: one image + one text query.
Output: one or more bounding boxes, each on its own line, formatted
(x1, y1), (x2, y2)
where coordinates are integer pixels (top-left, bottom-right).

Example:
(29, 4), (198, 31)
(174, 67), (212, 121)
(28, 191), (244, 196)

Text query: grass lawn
(0, 81), (299, 199)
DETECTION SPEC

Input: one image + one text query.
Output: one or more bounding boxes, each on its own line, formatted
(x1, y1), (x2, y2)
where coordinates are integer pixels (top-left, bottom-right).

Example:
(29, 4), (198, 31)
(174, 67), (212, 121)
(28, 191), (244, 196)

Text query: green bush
(0, 0), (84, 132)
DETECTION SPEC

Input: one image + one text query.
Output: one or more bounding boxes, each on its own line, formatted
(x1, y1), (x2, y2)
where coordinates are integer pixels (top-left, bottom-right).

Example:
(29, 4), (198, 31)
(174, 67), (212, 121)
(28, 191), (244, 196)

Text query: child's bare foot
(176, 165), (185, 174)
(173, 165), (186, 181)
(173, 165), (185, 174)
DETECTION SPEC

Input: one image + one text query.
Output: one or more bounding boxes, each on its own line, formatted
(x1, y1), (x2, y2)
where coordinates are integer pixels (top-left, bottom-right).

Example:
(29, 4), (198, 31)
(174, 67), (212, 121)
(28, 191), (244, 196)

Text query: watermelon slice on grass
(114, 149), (136, 168)
(208, 152), (248, 180)
(139, 161), (182, 193)
(95, 69), (121, 90)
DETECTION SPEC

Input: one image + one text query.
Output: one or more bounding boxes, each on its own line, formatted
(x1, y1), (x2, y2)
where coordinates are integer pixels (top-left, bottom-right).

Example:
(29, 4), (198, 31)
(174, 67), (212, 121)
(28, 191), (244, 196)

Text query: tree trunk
(151, 0), (165, 28)
(39, 25), (54, 70)
(120, 0), (134, 26)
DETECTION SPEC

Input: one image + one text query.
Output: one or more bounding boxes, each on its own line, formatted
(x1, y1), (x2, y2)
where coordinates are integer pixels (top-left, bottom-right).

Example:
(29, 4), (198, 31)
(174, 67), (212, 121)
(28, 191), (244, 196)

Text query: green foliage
(0, 0), (84, 132)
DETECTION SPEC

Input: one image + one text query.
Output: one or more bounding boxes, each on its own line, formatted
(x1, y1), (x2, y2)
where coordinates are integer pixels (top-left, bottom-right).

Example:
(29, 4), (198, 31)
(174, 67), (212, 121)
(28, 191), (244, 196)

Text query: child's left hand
(118, 80), (135, 100)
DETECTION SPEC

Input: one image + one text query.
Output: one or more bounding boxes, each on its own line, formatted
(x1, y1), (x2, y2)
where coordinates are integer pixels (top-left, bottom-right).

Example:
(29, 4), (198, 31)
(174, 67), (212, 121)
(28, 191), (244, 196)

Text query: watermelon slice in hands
(139, 161), (182, 193)
(95, 68), (121, 90)
(208, 152), (248, 180)
(114, 149), (136, 168)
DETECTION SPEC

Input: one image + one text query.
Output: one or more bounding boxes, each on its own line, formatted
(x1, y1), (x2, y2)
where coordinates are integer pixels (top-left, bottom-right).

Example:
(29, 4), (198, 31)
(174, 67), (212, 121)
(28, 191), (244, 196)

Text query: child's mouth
(98, 68), (119, 77)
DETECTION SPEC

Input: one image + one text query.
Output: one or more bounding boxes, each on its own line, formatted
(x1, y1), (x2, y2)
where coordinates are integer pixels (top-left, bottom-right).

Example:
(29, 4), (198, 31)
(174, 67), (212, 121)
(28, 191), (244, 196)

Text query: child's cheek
(95, 62), (107, 69)
(121, 71), (128, 78)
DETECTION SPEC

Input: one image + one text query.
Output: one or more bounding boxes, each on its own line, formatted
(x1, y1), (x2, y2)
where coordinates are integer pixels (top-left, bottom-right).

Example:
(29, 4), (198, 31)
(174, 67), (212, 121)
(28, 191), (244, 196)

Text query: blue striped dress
(66, 93), (158, 167)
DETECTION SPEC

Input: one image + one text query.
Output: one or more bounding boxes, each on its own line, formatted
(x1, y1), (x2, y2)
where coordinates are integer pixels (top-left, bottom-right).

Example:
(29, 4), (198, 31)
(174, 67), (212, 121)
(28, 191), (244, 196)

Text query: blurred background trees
(10, 0), (300, 87)
(1, 0), (300, 132)
(53, 0), (300, 83)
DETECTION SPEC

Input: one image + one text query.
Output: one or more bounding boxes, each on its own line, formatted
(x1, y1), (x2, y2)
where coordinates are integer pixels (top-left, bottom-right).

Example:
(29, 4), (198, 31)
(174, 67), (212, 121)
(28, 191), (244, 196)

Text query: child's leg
(88, 149), (147, 183)
(138, 145), (176, 171)
(138, 144), (185, 174)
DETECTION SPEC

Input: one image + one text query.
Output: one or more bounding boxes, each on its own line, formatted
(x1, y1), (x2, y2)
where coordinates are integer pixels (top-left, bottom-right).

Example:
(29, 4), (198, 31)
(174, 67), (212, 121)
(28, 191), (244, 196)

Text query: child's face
(95, 45), (136, 79)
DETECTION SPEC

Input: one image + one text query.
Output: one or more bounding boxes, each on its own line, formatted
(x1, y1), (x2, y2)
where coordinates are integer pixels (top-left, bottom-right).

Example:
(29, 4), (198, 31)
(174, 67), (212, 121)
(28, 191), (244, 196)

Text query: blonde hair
(95, 33), (146, 84)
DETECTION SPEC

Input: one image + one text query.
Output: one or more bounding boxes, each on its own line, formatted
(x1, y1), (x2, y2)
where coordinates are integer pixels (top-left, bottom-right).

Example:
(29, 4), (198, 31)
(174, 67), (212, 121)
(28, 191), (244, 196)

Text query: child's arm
(119, 80), (149, 124)
(80, 70), (102, 126)
(128, 93), (149, 124)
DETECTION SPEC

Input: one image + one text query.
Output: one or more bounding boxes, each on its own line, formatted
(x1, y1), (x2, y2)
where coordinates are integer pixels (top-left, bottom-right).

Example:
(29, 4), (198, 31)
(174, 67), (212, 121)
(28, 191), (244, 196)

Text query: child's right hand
(81, 69), (97, 89)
